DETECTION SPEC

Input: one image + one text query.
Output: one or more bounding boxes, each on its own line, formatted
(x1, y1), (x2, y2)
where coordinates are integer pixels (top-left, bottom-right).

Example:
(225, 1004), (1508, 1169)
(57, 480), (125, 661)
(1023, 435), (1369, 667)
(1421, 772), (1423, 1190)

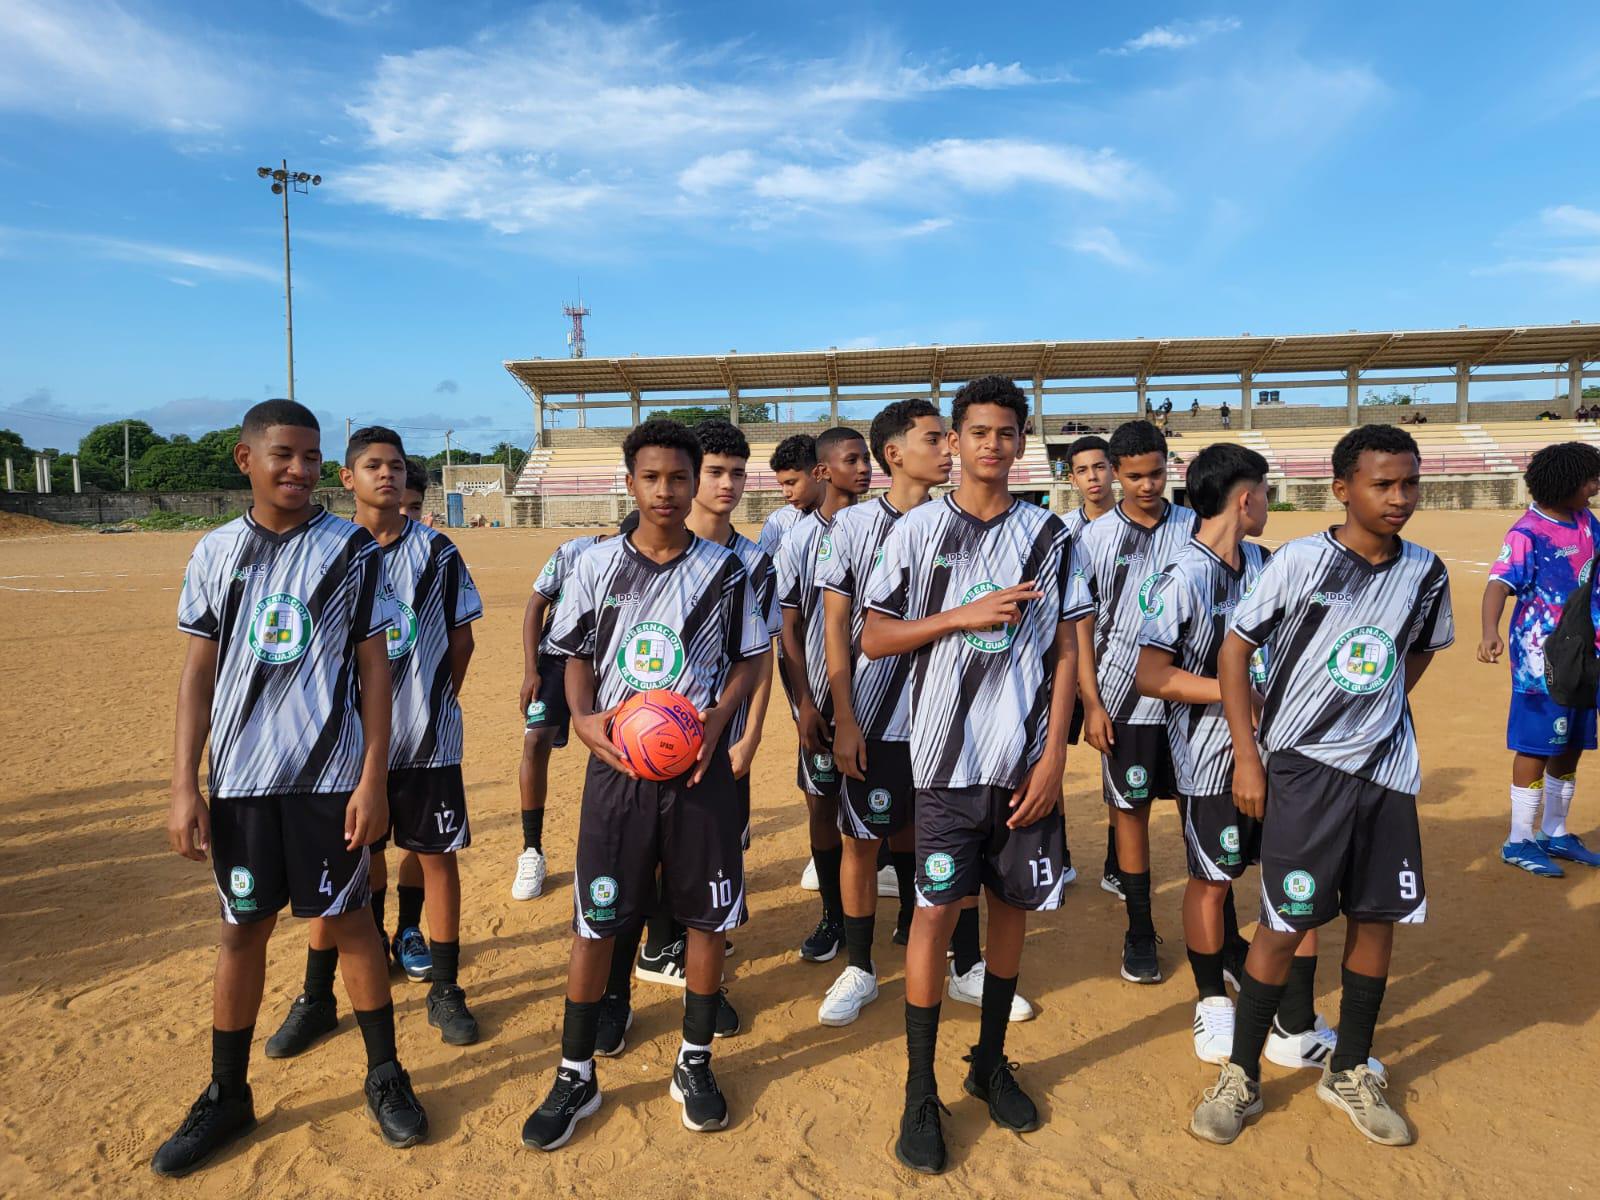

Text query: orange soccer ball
(610, 689), (704, 781)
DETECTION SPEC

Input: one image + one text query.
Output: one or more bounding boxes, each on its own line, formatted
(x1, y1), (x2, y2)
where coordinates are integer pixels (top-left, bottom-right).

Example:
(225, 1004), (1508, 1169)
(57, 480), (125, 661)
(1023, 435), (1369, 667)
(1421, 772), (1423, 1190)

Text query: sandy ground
(2, 509), (1598, 1199)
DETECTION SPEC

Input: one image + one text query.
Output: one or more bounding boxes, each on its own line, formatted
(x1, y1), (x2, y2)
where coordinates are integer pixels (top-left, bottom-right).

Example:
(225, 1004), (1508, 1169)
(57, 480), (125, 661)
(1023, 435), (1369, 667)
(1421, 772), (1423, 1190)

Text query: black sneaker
(800, 916), (843, 962)
(426, 983), (480, 1046)
(894, 1093), (950, 1175)
(714, 988), (741, 1038)
(522, 1066), (602, 1151)
(1120, 931), (1162, 984)
(1101, 869), (1126, 900)
(636, 937), (687, 987)
(150, 1082), (256, 1178)
(962, 1049), (1040, 1132)
(595, 993), (633, 1058)
(264, 993), (338, 1059)
(1222, 937), (1250, 992)
(364, 1060), (428, 1148)
(669, 1050), (729, 1131)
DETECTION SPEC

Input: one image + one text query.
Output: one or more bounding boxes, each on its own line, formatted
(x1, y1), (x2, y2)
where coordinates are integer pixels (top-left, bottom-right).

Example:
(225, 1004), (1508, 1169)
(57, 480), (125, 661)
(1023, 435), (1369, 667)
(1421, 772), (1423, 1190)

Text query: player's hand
(1008, 751), (1065, 829)
(345, 775), (390, 849)
(951, 581), (1042, 634)
(1232, 753), (1267, 821)
(1083, 704), (1116, 755)
(1476, 635), (1505, 664)
(797, 700), (831, 756)
(691, 704), (735, 787)
(167, 785), (211, 861)
(519, 670), (541, 714)
(834, 718), (868, 781)
(574, 705), (637, 779)
(728, 730), (760, 780)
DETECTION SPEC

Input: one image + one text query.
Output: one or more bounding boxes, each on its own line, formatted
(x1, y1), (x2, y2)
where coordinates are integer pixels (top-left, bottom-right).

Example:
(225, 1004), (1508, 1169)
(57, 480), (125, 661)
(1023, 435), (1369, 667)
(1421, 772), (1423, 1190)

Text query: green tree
(77, 420), (166, 491)
(1361, 386), (1414, 406)
(481, 441), (528, 476)
(0, 428), (32, 485)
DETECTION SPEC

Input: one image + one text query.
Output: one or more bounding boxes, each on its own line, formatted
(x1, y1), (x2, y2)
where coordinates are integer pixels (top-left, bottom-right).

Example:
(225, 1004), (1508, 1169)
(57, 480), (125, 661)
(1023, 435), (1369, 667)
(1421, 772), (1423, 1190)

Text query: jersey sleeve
(1489, 528), (1535, 594)
(815, 517), (852, 597)
(776, 528), (806, 610)
(725, 558), (772, 663)
(353, 539), (396, 643)
(546, 550), (597, 658)
(863, 519), (911, 618)
(1136, 569), (1186, 652)
(177, 535), (221, 638)
(1062, 538), (1094, 620)
(532, 546), (565, 599)
(755, 554), (782, 639)
(1230, 548), (1293, 647)
(1409, 562), (1456, 653)
(444, 544), (484, 628)
(758, 513), (783, 558)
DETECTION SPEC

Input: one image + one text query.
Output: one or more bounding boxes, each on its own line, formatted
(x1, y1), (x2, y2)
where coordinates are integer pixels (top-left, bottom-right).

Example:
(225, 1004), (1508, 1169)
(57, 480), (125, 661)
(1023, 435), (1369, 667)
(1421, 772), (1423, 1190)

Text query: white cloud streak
(2, 225), (278, 283)
(1066, 226), (1140, 269)
(298, 0), (394, 23)
(1105, 17), (1242, 56)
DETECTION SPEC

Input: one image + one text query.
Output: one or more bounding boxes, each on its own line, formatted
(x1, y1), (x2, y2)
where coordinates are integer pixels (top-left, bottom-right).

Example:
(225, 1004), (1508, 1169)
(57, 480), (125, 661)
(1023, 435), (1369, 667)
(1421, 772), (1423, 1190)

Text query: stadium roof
(506, 321), (1600, 398)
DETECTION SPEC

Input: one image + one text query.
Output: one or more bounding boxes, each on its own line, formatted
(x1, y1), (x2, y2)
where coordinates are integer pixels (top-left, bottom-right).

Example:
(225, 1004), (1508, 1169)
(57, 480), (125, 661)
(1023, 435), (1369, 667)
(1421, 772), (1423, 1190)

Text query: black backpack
(1544, 554), (1600, 708)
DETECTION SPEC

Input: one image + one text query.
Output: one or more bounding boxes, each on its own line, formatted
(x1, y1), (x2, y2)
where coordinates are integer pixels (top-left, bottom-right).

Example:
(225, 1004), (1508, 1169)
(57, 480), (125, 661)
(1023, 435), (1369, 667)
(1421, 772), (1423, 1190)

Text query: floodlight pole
(256, 160), (322, 403)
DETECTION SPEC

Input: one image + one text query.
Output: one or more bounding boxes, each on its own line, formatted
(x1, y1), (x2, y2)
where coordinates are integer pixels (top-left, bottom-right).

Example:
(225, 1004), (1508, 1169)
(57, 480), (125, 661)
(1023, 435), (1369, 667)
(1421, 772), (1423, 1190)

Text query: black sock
(683, 988), (719, 1048)
(974, 970), (1017, 1074)
(370, 888), (387, 938)
(355, 1003), (398, 1071)
(843, 913), (876, 973)
(561, 997), (601, 1063)
(1277, 955), (1318, 1035)
(1331, 967), (1387, 1073)
(521, 807), (544, 852)
(429, 939), (460, 989)
(1222, 887), (1244, 951)
(1123, 870), (1154, 936)
(609, 923), (642, 1004)
(1230, 970), (1286, 1082)
(1104, 822), (1118, 876)
(876, 838), (892, 869)
(892, 851), (916, 929)
(1186, 947), (1226, 1000)
(304, 945), (339, 1002)
(813, 844), (844, 924)
(211, 1026), (253, 1096)
(396, 884), (424, 933)
(952, 907), (982, 976)
(905, 1001), (941, 1102)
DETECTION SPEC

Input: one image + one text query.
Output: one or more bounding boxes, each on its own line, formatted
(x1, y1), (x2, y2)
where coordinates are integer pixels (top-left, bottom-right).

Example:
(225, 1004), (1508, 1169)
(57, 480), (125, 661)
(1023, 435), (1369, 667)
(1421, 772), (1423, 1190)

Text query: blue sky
(2, 1), (1599, 454)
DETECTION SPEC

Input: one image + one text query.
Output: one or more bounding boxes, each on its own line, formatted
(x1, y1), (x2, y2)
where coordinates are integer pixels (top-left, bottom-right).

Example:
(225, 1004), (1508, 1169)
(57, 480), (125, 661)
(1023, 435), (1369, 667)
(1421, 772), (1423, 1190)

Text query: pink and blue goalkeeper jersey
(1490, 506), (1600, 694)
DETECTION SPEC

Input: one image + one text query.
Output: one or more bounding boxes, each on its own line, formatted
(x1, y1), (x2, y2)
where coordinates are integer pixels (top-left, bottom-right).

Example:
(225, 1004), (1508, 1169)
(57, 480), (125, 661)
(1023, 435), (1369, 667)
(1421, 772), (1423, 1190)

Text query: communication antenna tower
(564, 292), (590, 429)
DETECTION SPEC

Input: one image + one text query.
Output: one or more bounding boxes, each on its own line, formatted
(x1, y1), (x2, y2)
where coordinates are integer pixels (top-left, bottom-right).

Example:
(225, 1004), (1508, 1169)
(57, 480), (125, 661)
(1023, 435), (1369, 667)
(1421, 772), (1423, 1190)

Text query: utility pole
(345, 417), (352, 449)
(255, 162), (322, 402)
(445, 430), (453, 468)
(123, 420), (130, 490)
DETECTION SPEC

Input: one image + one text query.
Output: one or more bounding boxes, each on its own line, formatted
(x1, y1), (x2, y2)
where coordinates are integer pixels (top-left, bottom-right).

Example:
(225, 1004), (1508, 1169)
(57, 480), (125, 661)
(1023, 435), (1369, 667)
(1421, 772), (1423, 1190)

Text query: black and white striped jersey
(177, 508), (395, 798)
(1136, 538), (1271, 796)
(382, 521), (483, 769)
(776, 509), (838, 721)
(1068, 502), (1199, 726)
(546, 532), (770, 713)
(533, 534), (601, 657)
(815, 496), (916, 741)
(1231, 531), (1454, 795)
(864, 496), (1085, 790)
(1061, 505), (1105, 540)
(758, 504), (807, 558)
(724, 529), (780, 745)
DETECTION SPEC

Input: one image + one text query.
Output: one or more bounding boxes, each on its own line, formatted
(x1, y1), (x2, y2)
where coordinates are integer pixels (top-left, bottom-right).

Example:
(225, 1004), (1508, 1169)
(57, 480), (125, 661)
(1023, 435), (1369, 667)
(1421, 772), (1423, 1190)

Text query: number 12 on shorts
(434, 809), (457, 835)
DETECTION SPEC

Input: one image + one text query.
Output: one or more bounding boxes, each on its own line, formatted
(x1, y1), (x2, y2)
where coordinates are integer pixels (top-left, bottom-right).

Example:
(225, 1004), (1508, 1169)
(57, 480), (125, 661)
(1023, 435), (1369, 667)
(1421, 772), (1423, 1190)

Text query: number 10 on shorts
(707, 878), (733, 908)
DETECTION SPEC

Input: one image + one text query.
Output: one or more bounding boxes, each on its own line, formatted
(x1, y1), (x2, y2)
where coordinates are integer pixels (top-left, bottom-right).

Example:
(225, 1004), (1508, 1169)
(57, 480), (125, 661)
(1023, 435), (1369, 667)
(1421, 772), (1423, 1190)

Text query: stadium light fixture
(254, 159), (322, 403)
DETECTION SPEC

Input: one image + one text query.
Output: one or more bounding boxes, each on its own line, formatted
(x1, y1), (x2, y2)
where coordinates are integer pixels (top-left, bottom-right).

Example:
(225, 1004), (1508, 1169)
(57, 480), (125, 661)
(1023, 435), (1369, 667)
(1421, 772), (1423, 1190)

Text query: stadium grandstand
(503, 322), (1600, 525)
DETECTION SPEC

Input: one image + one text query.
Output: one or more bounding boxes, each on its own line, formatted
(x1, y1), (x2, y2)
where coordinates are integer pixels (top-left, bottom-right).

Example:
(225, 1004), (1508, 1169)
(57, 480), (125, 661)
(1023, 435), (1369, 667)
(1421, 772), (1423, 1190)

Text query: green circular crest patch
(1326, 626), (1397, 695)
(247, 593), (312, 664)
(617, 621), (686, 690)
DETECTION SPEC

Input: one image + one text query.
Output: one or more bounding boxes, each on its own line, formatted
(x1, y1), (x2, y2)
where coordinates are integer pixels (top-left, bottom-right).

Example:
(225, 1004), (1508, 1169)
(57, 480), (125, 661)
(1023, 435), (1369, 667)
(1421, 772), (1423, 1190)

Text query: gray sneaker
(1317, 1062), (1412, 1146)
(1189, 1062), (1262, 1145)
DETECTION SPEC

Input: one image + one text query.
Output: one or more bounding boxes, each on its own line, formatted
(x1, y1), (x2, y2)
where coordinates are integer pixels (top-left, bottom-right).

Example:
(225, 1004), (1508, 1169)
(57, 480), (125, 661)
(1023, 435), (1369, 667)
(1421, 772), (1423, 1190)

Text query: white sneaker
(946, 961), (1036, 1022)
(800, 858), (819, 891)
(511, 847), (547, 901)
(876, 864), (899, 897)
(1265, 1015), (1386, 1078)
(818, 965), (879, 1026)
(1192, 996), (1235, 1064)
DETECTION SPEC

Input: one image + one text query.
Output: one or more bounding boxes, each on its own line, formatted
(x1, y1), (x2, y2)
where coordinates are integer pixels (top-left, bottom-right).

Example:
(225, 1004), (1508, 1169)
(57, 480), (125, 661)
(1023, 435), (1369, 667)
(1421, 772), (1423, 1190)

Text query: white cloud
(0, 0), (250, 133)
(1, 225), (278, 283)
(1066, 226), (1140, 269)
(298, 0), (393, 23)
(1542, 205), (1600, 237)
(1105, 17), (1242, 56)
(1480, 202), (1600, 286)
(679, 151), (759, 196)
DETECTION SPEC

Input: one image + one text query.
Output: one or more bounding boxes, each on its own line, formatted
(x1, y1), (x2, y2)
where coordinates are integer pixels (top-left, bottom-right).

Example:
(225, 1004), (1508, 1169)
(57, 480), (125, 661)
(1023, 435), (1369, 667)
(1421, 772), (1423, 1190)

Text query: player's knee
(218, 915), (275, 951)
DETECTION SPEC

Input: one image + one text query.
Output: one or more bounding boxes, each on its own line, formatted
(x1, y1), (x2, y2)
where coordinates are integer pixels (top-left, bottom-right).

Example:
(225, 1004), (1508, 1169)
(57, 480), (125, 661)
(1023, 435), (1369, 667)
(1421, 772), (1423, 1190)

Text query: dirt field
(3, 509), (1598, 1199)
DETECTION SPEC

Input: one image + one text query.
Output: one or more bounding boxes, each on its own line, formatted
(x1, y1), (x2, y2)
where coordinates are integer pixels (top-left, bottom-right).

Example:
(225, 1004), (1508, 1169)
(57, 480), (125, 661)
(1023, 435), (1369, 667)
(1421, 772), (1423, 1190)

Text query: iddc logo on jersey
(1137, 573), (1165, 619)
(867, 788), (892, 821)
(1279, 869), (1316, 917)
(247, 593), (312, 664)
(960, 581), (1015, 653)
(617, 621), (685, 689)
(386, 600), (418, 660)
(924, 852), (956, 891)
(586, 875), (619, 923)
(1326, 626), (1397, 695)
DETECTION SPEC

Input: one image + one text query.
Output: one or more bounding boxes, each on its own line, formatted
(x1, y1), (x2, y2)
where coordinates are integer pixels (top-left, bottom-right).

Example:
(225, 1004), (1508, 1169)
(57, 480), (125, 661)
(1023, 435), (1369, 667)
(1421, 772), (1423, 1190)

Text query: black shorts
(210, 792), (369, 924)
(385, 764), (470, 854)
(1102, 722), (1178, 810)
(1182, 792), (1260, 882)
(524, 653), (571, 748)
(840, 740), (914, 839)
(1067, 699), (1085, 746)
(572, 745), (747, 940)
(914, 785), (1067, 912)
(797, 739), (842, 798)
(737, 774), (751, 850)
(1258, 750), (1427, 933)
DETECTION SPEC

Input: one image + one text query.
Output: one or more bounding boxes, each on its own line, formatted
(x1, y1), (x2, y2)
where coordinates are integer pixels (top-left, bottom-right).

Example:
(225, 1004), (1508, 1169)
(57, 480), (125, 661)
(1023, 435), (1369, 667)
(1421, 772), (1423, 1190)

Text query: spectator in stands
(1220, 401), (1231, 430)
(1162, 398), (1174, 418)
(1190, 398), (1201, 418)
(1539, 410), (1561, 421)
